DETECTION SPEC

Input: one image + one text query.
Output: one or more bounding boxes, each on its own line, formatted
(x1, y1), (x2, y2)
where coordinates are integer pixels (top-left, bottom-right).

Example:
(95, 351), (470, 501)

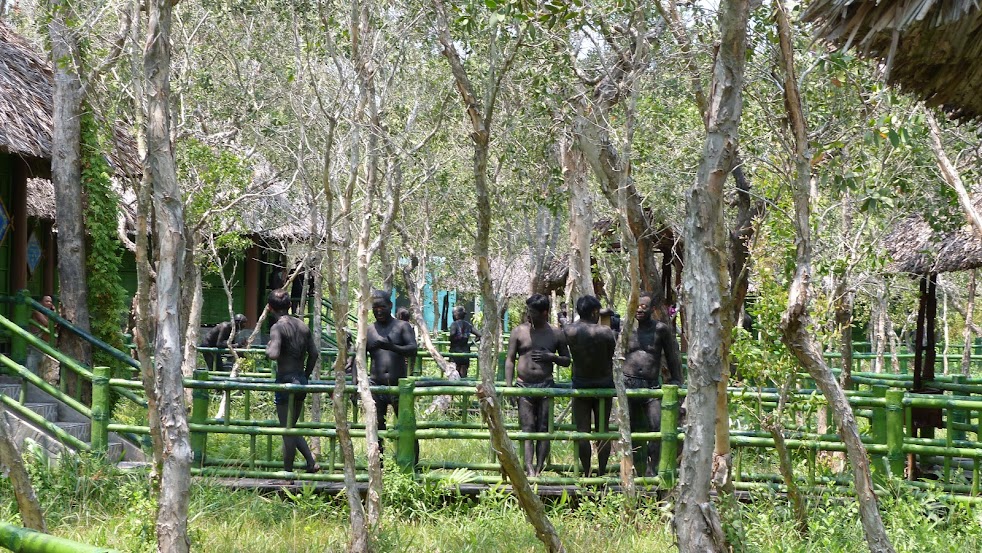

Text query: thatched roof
(26, 178), (55, 220)
(0, 21), (139, 173)
(803, 0), (982, 121)
(886, 203), (982, 274)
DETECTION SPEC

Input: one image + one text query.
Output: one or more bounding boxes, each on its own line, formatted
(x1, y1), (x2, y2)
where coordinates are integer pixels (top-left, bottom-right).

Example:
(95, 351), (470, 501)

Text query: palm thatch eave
(803, 0), (982, 121)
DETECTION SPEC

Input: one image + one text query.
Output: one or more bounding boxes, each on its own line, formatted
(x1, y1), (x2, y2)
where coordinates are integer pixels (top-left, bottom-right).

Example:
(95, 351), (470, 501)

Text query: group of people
(208, 286), (680, 478)
(505, 293), (681, 477)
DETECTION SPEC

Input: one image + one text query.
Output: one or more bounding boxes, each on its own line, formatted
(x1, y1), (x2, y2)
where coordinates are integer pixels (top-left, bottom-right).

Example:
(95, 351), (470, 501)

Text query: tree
(674, 0), (750, 549)
(432, 0), (564, 549)
(774, 2), (894, 550)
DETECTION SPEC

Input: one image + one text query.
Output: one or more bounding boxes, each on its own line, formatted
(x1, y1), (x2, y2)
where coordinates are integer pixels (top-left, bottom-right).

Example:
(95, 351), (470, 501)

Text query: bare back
(267, 316), (316, 377)
(565, 321), (615, 382)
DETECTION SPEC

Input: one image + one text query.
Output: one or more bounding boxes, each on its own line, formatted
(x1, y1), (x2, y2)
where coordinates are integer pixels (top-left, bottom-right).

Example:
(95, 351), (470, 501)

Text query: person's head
(40, 295), (53, 309)
(637, 293), (655, 322)
(267, 289), (291, 313)
(526, 294), (550, 327)
(371, 290), (393, 323)
(452, 306), (466, 321)
(396, 307), (410, 322)
(575, 295), (602, 322)
(234, 313), (247, 329)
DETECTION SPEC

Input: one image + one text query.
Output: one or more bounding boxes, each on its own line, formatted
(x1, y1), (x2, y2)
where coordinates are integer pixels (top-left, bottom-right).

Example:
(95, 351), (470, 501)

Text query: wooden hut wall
(0, 155), (15, 307)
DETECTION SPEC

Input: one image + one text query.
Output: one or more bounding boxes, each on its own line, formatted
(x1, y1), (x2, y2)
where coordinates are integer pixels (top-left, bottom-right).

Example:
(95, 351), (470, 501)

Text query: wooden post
(244, 241), (259, 328)
(42, 222), (55, 296)
(885, 389), (906, 479)
(190, 369), (210, 468)
(659, 385), (680, 486)
(90, 366), (110, 455)
(396, 378), (417, 473)
(10, 163), (28, 294)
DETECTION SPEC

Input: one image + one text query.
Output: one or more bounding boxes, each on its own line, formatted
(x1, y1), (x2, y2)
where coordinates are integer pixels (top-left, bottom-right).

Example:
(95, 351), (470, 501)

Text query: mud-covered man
(564, 295), (617, 478)
(505, 294), (570, 476)
(200, 313), (247, 372)
(367, 291), (418, 456)
(448, 306), (480, 378)
(266, 290), (319, 474)
(624, 292), (682, 476)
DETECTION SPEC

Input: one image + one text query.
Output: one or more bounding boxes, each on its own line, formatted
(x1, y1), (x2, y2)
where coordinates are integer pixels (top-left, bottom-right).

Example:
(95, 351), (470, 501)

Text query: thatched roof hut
(0, 21), (138, 173)
(803, 0), (982, 121)
(886, 207), (982, 275)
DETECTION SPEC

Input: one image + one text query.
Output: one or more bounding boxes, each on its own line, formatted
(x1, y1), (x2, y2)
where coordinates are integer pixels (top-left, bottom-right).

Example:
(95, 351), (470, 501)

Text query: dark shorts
(274, 373), (308, 405)
(572, 376), (615, 389)
(624, 375), (659, 389)
(516, 379), (555, 390)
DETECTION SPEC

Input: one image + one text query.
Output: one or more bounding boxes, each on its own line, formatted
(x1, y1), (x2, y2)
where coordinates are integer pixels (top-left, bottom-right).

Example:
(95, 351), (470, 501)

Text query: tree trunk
(942, 286), (950, 375)
(145, 0), (192, 549)
(562, 132), (594, 305)
(129, 0), (163, 477)
(433, 2), (564, 549)
(774, 3), (894, 551)
(49, 0), (93, 400)
(963, 270), (976, 377)
(323, 110), (368, 551)
(674, 0), (749, 550)
(926, 111), (982, 238)
(834, 192), (855, 387)
(0, 404), (45, 532)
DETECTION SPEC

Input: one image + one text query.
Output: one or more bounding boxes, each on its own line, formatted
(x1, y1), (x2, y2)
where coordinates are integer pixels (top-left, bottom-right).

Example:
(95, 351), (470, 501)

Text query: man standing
(266, 290), (319, 474)
(564, 295), (617, 478)
(199, 314), (247, 372)
(367, 291), (418, 457)
(448, 306), (480, 378)
(505, 294), (570, 476)
(624, 292), (682, 476)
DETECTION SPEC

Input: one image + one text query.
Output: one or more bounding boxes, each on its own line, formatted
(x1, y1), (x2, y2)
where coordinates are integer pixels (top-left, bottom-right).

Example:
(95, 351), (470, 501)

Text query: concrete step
(55, 421), (90, 442)
(0, 383), (21, 398)
(107, 441), (123, 462)
(24, 402), (58, 422)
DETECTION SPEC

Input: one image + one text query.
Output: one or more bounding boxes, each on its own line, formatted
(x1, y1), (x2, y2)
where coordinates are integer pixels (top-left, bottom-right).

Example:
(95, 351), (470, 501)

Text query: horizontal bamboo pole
(0, 393), (89, 452)
(0, 355), (90, 417)
(0, 522), (118, 553)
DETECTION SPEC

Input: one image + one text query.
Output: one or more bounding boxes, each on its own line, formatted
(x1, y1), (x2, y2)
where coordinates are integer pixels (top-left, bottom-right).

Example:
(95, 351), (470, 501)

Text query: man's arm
(658, 323), (683, 385)
(553, 329), (571, 367)
(266, 324), (282, 360)
(504, 330), (520, 386)
(387, 322), (418, 356)
(305, 331), (318, 377)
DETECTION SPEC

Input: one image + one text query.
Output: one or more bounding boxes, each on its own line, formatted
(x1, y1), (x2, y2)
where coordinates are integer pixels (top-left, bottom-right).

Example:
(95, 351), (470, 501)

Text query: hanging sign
(27, 231), (42, 275)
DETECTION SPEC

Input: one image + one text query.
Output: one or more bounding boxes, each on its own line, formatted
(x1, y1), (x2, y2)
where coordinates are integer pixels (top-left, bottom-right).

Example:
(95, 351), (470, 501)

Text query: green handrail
(0, 312), (147, 409)
(0, 523), (118, 553)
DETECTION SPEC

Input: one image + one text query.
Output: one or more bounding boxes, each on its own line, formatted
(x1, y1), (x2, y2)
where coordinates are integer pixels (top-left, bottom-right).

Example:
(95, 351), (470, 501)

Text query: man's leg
(290, 393), (319, 472)
(518, 396), (537, 475)
(456, 360), (468, 379)
(572, 397), (593, 477)
(374, 393), (389, 459)
(645, 398), (663, 477)
(276, 398), (298, 472)
(534, 396), (551, 475)
(596, 395), (613, 477)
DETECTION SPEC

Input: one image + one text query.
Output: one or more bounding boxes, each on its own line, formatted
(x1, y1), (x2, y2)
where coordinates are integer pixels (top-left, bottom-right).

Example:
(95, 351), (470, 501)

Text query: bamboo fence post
(396, 378), (417, 473)
(190, 369), (210, 468)
(886, 390), (906, 479)
(871, 385), (887, 479)
(659, 385), (679, 487)
(90, 366), (110, 455)
(951, 375), (967, 441)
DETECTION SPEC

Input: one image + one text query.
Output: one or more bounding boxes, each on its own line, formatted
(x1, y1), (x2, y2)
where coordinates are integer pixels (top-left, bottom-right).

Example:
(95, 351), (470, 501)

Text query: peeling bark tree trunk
(963, 270), (977, 377)
(49, 0), (93, 399)
(0, 404), (45, 532)
(433, 2), (563, 550)
(562, 131), (594, 305)
(145, 0), (192, 549)
(129, 0), (163, 476)
(835, 191), (855, 388)
(323, 112), (368, 551)
(774, 4), (894, 552)
(926, 111), (982, 238)
(674, 0), (749, 549)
